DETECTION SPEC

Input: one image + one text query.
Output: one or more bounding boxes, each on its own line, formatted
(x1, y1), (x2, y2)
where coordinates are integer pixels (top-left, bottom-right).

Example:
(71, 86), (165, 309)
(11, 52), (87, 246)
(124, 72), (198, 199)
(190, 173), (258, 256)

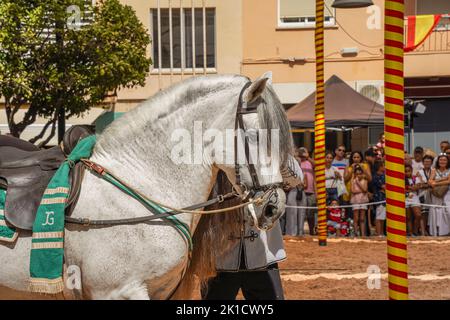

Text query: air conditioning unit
(356, 80), (384, 105)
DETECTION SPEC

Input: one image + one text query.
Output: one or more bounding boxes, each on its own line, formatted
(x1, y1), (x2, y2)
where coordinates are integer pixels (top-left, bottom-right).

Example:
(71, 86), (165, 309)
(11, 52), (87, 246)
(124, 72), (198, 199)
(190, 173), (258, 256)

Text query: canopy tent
(287, 75), (385, 128)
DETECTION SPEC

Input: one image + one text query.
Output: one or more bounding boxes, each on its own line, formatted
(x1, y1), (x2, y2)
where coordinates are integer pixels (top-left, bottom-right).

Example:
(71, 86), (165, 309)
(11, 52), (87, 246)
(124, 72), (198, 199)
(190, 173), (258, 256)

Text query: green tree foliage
(0, 0), (151, 145)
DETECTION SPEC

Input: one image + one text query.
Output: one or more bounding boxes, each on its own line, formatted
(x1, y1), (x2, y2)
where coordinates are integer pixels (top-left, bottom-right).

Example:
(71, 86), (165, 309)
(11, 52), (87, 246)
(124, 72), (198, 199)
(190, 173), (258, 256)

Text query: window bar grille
(433, 28), (436, 51)
(191, 0), (196, 75)
(180, 0), (185, 79)
(169, 0), (173, 83)
(447, 16), (450, 51)
(157, 0), (162, 90)
(203, 0), (207, 75)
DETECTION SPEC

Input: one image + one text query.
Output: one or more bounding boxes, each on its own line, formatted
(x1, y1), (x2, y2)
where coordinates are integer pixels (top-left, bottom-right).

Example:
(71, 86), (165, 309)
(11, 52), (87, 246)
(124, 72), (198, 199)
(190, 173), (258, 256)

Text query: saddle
(0, 125), (95, 230)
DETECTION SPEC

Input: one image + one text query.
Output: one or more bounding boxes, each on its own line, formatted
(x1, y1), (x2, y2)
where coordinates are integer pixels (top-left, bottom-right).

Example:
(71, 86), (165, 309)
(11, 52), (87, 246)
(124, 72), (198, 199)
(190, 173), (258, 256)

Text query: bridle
(233, 81), (284, 229)
(234, 81), (282, 200)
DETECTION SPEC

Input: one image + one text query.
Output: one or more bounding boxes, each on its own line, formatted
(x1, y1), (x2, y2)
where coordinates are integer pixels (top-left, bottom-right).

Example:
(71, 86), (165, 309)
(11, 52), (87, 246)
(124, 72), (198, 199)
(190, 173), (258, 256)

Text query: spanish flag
(405, 15), (442, 52)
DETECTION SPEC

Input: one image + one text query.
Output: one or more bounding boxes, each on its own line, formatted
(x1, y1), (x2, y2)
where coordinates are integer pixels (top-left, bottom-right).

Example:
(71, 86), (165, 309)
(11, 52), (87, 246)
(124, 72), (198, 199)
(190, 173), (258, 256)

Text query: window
(416, 0), (450, 29)
(416, 0), (450, 15)
(278, 0), (336, 29)
(40, 0), (94, 42)
(151, 8), (216, 71)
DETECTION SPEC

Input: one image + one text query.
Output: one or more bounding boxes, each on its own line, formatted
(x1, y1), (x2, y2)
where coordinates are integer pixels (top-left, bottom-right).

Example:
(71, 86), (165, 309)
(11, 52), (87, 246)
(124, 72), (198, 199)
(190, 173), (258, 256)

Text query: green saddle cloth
(29, 135), (96, 294)
(0, 189), (18, 243)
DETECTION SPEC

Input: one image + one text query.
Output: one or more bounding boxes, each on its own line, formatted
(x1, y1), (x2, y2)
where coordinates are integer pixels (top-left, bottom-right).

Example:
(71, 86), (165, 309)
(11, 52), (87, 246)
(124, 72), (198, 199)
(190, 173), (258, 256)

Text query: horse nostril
(264, 205), (277, 218)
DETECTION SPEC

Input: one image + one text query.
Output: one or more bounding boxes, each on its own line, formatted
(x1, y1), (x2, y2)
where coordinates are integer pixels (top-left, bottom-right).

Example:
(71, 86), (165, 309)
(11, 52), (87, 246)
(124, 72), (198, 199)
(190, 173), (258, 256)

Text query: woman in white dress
(283, 152), (307, 236)
(428, 155), (450, 236)
(416, 155), (434, 235)
(325, 151), (342, 203)
(405, 164), (424, 236)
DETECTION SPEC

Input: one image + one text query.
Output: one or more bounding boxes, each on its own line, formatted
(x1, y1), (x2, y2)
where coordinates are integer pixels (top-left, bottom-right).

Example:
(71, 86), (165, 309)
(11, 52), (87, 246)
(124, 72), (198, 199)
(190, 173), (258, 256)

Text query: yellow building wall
(115, 0), (243, 112)
(241, 0), (450, 86)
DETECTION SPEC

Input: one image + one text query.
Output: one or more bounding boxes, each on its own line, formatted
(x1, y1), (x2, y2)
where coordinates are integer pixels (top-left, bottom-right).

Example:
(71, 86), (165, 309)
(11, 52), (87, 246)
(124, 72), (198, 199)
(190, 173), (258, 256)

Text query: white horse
(0, 73), (293, 299)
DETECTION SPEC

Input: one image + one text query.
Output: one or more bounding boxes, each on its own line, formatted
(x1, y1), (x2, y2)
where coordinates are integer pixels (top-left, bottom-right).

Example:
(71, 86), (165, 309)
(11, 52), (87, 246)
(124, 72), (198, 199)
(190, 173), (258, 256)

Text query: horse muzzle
(247, 187), (286, 231)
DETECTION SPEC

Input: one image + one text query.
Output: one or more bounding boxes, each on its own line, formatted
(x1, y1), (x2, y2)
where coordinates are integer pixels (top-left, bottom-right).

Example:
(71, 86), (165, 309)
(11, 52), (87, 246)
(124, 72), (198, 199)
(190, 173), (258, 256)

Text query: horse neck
(90, 83), (241, 210)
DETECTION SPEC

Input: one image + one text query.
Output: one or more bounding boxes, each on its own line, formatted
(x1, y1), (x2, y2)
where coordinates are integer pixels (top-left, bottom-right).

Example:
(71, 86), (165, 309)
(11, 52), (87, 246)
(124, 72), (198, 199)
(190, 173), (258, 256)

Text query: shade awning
(287, 75), (385, 128)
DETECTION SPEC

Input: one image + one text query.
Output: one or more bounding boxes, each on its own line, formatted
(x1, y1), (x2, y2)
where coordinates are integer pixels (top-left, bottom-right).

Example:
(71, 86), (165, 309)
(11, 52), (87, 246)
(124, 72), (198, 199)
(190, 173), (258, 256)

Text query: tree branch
(20, 103), (38, 127)
(4, 98), (19, 137)
(37, 117), (58, 148)
(28, 116), (56, 144)
(5, 97), (14, 133)
(4, 99), (12, 123)
(14, 102), (39, 136)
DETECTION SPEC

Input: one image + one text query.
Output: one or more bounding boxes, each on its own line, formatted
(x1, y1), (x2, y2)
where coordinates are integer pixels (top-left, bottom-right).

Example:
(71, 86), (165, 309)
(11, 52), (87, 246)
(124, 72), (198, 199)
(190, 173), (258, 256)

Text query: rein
(65, 159), (269, 227)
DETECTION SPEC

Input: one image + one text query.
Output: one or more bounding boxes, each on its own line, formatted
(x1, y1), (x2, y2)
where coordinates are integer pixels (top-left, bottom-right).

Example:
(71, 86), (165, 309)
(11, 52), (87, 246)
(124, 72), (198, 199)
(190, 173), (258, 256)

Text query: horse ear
(263, 71), (273, 85)
(244, 73), (272, 104)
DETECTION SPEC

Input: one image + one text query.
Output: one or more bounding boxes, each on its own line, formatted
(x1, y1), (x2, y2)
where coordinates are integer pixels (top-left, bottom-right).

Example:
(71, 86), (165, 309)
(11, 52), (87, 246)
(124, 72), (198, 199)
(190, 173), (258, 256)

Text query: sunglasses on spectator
(337, 149), (345, 152)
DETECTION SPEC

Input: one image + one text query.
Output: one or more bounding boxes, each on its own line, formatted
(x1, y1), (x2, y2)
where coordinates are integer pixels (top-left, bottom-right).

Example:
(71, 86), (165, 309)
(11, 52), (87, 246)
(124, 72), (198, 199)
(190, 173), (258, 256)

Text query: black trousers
(201, 263), (285, 300)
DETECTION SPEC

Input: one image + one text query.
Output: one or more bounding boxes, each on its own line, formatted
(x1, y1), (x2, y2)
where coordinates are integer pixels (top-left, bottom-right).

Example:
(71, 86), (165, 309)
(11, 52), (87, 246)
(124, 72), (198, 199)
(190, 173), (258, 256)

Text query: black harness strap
(234, 81), (262, 191)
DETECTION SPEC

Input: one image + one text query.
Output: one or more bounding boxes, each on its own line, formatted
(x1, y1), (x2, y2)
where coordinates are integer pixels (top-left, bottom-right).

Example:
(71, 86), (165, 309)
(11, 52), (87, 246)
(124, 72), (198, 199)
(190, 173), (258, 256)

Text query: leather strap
(234, 81), (261, 190)
(65, 162), (87, 216)
(65, 189), (238, 226)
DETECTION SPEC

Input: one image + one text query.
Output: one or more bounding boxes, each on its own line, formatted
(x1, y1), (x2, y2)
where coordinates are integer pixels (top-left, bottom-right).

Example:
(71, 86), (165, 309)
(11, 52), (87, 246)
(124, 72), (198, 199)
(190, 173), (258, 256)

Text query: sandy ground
(1, 236), (450, 300)
(278, 237), (450, 300)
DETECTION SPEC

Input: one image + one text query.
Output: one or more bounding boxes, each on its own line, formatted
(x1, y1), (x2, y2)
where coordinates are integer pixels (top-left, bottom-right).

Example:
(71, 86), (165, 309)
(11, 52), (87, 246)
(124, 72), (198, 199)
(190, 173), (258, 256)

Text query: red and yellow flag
(405, 15), (442, 52)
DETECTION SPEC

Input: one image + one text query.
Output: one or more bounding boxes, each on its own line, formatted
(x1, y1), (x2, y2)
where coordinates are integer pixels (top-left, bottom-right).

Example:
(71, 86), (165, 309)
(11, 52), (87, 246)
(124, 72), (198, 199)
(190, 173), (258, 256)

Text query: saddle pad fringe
(29, 277), (65, 294)
(0, 190), (19, 243)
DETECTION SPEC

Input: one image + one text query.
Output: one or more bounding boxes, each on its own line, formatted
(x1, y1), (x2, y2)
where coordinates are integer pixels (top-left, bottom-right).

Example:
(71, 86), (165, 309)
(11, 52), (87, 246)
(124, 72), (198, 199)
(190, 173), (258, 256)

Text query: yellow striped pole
(315, 0), (327, 246)
(384, 0), (409, 299)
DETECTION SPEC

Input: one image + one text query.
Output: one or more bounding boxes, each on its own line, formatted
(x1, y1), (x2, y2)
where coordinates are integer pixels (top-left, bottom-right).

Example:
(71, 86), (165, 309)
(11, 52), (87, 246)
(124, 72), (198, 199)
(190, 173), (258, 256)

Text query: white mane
(93, 74), (247, 159)
(92, 74), (292, 167)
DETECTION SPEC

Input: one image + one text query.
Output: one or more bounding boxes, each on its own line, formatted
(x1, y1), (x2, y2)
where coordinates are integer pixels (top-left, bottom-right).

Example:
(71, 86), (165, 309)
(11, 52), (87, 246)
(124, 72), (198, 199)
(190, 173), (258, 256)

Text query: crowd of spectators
(281, 134), (450, 238)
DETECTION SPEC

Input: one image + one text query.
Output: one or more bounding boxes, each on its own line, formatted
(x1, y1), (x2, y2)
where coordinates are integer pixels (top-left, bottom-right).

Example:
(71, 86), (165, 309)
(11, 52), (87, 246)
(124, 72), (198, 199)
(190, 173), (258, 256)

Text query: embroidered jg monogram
(42, 211), (55, 226)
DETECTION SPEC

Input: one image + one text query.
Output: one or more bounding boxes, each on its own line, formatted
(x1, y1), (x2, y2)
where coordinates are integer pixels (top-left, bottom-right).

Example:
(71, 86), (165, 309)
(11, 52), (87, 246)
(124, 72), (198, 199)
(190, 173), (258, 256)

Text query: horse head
(216, 72), (293, 231)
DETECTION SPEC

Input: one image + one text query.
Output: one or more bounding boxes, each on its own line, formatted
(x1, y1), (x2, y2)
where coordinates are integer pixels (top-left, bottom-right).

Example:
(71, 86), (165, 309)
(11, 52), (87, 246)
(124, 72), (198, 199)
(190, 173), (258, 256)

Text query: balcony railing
(404, 15), (450, 53)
